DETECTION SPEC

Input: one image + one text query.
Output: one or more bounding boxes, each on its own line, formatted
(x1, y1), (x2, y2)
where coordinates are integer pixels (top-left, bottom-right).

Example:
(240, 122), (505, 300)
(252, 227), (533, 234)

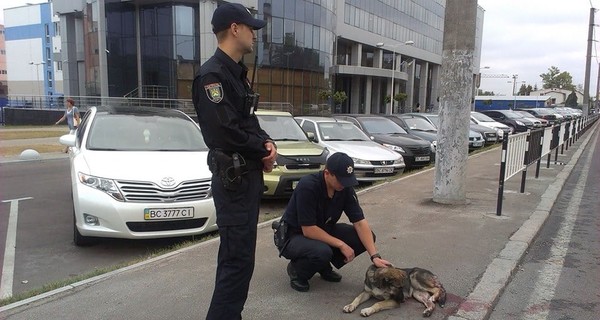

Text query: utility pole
(583, 7), (595, 115)
(433, 0), (478, 205)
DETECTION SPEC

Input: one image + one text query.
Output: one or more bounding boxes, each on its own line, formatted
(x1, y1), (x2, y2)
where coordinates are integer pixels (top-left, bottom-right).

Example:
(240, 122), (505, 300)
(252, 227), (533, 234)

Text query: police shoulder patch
(204, 83), (223, 103)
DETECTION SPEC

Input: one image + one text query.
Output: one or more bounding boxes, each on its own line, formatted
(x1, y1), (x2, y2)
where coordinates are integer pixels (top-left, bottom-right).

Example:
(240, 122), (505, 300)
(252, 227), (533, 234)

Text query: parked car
(255, 110), (328, 198)
(405, 113), (488, 149)
(59, 106), (218, 246)
(333, 115), (434, 169)
(480, 110), (536, 133)
(469, 119), (499, 144)
(513, 110), (547, 127)
(552, 107), (579, 120)
(470, 111), (511, 138)
(516, 108), (563, 125)
(385, 114), (438, 149)
(295, 116), (405, 181)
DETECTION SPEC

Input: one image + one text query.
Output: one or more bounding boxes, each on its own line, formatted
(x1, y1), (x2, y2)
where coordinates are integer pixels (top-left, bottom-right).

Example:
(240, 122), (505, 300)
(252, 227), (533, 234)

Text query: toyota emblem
(160, 177), (176, 187)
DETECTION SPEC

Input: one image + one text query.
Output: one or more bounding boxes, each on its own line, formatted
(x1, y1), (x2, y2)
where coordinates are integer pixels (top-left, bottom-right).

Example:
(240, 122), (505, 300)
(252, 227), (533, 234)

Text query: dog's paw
(422, 309), (433, 317)
(343, 304), (356, 313)
(360, 307), (375, 317)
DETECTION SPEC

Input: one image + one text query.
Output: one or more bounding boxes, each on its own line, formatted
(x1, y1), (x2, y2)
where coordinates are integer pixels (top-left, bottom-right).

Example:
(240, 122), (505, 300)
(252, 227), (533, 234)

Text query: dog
(343, 265), (446, 317)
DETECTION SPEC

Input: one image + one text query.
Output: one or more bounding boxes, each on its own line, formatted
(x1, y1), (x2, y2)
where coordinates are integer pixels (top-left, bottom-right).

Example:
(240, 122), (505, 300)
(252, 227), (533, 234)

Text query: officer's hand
(373, 257), (392, 268)
(262, 142), (277, 173)
(339, 243), (355, 263)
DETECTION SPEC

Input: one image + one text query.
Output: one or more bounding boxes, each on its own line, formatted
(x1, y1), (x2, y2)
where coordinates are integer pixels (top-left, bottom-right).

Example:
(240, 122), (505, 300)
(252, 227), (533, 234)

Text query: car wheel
(73, 208), (96, 247)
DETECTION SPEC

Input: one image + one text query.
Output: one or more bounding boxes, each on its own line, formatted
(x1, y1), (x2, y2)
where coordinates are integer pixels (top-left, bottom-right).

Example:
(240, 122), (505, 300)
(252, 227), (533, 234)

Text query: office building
(50, 0), (484, 114)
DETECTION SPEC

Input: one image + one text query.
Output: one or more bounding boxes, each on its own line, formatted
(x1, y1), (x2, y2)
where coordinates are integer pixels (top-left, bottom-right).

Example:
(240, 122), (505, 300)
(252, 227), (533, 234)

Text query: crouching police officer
(277, 152), (391, 292)
(192, 3), (276, 319)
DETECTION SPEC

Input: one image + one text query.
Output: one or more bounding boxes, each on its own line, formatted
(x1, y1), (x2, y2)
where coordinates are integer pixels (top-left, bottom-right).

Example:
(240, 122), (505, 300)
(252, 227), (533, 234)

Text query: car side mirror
(59, 134), (76, 147)
(307, 132), (317, 142)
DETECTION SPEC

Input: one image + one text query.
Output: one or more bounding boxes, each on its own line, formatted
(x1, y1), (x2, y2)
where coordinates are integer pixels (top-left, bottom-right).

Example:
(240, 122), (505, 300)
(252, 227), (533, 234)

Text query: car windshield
(471, 112), (496, 122)
(515, 111), (535, 118)
(360, 118), (407, 134)
(257, 115), (308, 141)
(317, 122), (370, 141)
(87, 113), (208, 151)
(424, 115), (439, 128)
(402, 117), (437, 131)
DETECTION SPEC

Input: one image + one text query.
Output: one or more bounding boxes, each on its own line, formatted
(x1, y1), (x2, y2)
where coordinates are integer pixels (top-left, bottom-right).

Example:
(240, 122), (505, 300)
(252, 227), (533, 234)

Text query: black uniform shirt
(283, 172), (365, 233)
(192, 48), (271, 161)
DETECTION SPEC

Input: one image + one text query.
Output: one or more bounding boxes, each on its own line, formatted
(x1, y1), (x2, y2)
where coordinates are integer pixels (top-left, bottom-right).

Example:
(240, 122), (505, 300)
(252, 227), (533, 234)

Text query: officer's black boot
(287, 262), (309, 292)
(319, 264), (342, 282)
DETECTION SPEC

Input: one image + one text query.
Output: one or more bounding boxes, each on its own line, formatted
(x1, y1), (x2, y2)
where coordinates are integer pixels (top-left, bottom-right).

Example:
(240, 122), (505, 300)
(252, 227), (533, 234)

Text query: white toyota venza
(60, 106), (217, 246)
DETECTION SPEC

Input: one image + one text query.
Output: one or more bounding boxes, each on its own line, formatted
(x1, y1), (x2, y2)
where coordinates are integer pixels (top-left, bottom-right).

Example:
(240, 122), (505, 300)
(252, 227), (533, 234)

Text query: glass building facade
(52, 0), (483, 115)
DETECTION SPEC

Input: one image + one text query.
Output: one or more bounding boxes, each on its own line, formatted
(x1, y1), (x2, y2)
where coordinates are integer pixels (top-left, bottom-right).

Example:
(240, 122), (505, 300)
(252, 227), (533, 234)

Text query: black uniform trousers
(281, 223), (376, 282)
(206, 169), (263, 320)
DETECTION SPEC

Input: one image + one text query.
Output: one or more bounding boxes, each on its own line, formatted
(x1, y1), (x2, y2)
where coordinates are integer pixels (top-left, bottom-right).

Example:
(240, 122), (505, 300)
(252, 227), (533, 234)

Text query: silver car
(295, 116), (405, 181)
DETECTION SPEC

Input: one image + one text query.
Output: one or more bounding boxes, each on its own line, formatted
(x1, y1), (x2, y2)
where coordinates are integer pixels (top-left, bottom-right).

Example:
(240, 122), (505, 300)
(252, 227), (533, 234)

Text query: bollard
(496, 131), (509, 216)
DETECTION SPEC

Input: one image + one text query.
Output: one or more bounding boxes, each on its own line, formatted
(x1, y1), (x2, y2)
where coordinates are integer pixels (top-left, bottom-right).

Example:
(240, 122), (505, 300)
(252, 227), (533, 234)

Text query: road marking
(521, 133), (597, 320)
(1, 197), (33, 299)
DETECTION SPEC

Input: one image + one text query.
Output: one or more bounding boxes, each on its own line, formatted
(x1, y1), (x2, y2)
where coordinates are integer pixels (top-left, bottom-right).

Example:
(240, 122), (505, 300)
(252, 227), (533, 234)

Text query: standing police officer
(192, 3), (276, 319)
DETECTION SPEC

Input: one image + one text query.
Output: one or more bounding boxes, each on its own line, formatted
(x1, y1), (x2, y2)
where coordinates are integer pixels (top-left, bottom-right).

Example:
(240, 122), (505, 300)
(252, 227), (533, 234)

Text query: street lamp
(376, 40), (414, 114)
(511, 74), (518, 109)
(29, 61), (45, 97)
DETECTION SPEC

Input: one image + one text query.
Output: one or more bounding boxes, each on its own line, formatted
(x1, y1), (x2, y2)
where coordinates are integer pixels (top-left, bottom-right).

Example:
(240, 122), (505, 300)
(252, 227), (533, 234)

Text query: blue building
(475, 96), (552, 111)
(4, 2), (63, 98)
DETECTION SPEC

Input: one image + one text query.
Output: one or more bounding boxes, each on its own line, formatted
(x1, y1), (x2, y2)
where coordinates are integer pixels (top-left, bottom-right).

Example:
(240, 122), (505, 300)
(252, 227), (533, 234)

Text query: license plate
(415, 156), (430, 162)
(292, 181), (299, 189)
(144, 207), (195, 220)
(473, 141), (483, 147)
(374, 167), (394, 174)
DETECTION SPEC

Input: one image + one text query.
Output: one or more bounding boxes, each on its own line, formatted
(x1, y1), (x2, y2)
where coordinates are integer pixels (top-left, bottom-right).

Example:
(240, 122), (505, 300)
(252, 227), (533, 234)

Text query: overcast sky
(2, 0), (599, 96)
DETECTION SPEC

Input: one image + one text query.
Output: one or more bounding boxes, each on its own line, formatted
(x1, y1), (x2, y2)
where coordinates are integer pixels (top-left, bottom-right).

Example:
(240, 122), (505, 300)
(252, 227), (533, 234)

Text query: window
(57, 61), (63, 71)
(54, 22), (61, 36)
(46, 48), (52, 62)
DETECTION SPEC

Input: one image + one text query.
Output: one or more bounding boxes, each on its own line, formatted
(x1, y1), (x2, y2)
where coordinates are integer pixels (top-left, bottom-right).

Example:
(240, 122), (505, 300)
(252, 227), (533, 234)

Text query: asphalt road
(488, 128), (600, 320)
(0, 159), (287, 298)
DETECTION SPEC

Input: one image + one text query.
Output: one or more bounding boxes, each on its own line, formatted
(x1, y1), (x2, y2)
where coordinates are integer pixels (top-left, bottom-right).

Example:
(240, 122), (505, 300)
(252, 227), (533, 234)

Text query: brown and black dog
(343, 265), (446, 317)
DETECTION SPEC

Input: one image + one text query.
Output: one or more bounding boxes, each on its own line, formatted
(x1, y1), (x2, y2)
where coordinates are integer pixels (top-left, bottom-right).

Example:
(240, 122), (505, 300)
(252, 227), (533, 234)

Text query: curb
(448, 122), (599, 320)
(0, 146), (501, 312)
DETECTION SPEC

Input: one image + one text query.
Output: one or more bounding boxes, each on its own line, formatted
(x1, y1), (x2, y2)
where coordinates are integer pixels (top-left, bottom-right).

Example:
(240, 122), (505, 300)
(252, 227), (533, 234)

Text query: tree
(317, 89), (331, 101)
(332, 91), (348, 106)
(384, 92), (408, 112)
(518, 84), (533, 96)
(564, 90), (578, 108)
(539, 66), (575, 90)
(477, 89), (495, 96)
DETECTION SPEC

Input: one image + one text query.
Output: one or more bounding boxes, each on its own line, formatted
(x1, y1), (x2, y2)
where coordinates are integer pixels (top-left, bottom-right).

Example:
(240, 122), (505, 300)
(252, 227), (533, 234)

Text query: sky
(1, 0), (599, 97)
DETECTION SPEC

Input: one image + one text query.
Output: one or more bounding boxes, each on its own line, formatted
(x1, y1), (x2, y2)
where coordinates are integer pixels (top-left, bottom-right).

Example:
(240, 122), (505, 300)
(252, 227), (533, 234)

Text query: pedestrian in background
(191, 3), (276, 320)
(55, 98), (80, 134)
(415, 103), (422, 113)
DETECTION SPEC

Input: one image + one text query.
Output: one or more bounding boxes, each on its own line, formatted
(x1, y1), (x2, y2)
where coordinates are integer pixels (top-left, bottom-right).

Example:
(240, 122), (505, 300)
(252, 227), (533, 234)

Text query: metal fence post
(496, 131), (509, 216)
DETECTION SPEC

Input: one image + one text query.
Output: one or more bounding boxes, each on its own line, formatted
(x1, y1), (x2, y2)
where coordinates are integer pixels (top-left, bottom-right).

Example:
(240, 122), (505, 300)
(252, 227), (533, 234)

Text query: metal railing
(496, 114), (599, 216)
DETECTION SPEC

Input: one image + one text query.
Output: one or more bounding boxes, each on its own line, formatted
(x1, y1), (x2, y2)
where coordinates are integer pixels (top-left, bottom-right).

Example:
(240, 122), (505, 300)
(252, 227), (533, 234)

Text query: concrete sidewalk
(1, 123), (597, 320)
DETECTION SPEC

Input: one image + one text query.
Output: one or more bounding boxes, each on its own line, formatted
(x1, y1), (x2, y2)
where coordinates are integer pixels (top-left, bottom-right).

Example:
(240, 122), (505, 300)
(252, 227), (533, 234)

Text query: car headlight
(394, 156), (405, 165)
(430, 141), (437, 152)
(382, 143), (405, 153)
(351, 157), (371, 165)
(516, 120), (524, 126)
(78, 173), (124, 201)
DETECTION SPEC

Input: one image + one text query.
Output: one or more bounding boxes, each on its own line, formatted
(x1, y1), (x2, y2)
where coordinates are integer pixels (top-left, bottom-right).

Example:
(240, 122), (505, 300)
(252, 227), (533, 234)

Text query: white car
(470, 111), (511, 139)
(295, 116), (405, 181)
(60, 106), (217, 246)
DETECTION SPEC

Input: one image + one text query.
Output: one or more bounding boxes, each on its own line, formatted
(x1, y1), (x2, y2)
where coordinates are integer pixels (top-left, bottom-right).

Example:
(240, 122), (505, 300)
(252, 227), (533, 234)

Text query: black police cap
(326, 152), (359, 188)
(211, 2), (267, 34)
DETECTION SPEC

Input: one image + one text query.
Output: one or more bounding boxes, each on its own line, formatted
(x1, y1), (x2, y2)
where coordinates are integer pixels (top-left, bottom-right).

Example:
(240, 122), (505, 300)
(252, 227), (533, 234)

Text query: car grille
(370, 160), (396, 166)
(126, 218), (208, 232)
(285, 164), (321, 170)
(406, 146), (431, 155)
(469, 136), (483, 141)
(116, 179), (211, 203)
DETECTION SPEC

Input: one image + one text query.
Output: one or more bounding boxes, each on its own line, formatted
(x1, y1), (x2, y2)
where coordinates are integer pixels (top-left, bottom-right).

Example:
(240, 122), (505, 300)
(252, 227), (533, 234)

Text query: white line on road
(1, 197), (33, 299)
(521, 133), (597, 320)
